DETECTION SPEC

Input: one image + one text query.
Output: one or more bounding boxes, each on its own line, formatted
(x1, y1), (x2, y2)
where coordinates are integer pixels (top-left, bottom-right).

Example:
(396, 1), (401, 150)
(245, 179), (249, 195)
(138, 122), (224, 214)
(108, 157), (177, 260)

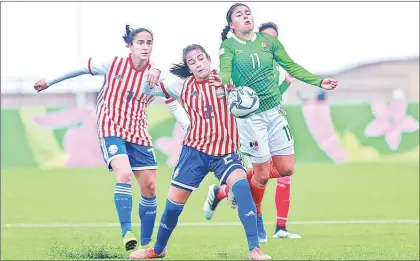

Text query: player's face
(130, 31), (153, 61)
(261, 28), (278, 38)
(186, 49), (211, 81)
(230, 5), (254, 34)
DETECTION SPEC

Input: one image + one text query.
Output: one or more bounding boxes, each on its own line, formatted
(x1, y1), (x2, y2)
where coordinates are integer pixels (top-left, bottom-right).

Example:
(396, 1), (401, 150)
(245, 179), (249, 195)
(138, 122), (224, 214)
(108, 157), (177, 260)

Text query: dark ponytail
(221, 25), (230, 41)
(122, 25), (133, 47)
(170, 63), (192, 79)
(170, 44), (210, 79)
(122, 24), (154, 48)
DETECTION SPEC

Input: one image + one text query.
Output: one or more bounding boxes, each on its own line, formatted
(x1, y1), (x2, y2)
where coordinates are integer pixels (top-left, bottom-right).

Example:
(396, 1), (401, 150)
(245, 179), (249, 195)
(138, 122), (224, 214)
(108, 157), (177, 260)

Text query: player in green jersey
(208, 3), (338, 242)
(258, 22), (293, 96)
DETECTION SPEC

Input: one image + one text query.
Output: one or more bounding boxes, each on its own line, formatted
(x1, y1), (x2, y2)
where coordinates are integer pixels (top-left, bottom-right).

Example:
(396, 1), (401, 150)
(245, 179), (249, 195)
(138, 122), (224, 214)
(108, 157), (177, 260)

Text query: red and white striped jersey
(45, 54), (190, 146)
(143, 73), (239, 156)
(92, 54), (156, 145)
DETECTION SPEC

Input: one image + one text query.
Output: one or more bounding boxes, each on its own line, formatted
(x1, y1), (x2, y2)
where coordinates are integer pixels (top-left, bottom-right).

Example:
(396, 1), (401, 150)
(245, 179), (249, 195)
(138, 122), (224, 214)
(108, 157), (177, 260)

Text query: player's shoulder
(220, 37), (236, 48)
(183, 76), (195, 88)
(256, 32), (277, 42)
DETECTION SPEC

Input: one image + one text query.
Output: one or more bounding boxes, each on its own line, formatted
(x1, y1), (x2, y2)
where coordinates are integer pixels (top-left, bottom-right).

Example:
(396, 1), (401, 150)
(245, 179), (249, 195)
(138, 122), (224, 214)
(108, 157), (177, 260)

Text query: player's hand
(226, 83), (235, 91)
(209, 74), (222, 87)
(320, 78), (338, 90)
(34, 80), (48, 93)
(285, 72), (295, 85)
(147, 69), (161, 88)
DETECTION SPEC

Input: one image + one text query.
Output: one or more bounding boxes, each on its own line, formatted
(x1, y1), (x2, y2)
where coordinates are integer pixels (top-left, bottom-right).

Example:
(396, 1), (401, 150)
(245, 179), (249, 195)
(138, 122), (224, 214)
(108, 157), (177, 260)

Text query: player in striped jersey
(205, 22), (301, 241)
(129, 44), (271, 260)
(208, 3), (338, 244)
(33, 25), (190, 252)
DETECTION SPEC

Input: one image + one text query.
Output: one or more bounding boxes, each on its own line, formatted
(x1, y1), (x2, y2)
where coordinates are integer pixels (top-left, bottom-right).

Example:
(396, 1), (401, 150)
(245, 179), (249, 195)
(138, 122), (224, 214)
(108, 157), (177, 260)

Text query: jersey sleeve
(148, 59), (160, 72)
(45, 57), (112, 87)
(87, 57), (112, 75)
(163, 98), (190, 131)
(278, 81), (290, 95)
(140, 70), (184, 100)
(219, 40), (234, 85)
(268, 36), (323, 87)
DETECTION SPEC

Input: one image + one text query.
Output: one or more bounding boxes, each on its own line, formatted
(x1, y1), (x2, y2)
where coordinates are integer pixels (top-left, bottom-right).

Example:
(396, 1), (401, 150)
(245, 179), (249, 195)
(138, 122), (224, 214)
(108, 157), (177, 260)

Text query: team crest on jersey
(191, 90), (199, 97)
(108, 144), (118, 155)
(262, 41), (269, 48)
(249, 141), (259, 151)
(114, 74), (122, 80)
(216, 87), (225, 99)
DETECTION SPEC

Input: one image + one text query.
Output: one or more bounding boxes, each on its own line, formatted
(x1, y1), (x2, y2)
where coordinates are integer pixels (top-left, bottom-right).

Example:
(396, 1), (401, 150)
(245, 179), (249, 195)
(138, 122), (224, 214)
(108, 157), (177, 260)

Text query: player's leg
(100, 136), (137, 251)
(126, 144), (159, 248)
(236, 113), (272, 243)
(212, 153), (271, 260)
(129, 146), (207, 260)
(130, 187), (191, 260)
(267, 106), (301, 238)
(204, 155), (252, 212)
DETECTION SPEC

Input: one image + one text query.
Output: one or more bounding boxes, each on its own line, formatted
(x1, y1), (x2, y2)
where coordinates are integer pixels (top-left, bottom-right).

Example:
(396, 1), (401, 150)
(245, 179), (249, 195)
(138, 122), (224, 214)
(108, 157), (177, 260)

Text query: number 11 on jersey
(249, 53), (261, 69)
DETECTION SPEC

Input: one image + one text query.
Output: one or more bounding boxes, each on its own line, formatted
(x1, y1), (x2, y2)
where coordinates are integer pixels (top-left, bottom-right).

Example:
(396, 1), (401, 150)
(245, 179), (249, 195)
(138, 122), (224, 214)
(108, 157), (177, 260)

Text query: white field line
(1, 219), (418, 228)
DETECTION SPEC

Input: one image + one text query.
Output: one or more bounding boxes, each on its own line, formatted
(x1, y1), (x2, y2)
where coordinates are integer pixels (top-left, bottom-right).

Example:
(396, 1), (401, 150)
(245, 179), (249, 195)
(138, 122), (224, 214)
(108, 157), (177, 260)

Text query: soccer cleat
(257, 215), (268, 244)
(203, 184), (221, 220)
(129, 247), (167, 259)
(138, 240), (153, 250)
(248, 247), (272, 260)
(273, 228), (302, 239)
(123, 231), (138, 251)
(227, 189), (237, 209)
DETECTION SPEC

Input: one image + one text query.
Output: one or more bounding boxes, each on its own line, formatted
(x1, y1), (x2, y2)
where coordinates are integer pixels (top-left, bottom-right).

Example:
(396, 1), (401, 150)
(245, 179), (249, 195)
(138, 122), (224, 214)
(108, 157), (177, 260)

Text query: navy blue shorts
(99, 136), (158, 171)
(171, 145), (246, 192)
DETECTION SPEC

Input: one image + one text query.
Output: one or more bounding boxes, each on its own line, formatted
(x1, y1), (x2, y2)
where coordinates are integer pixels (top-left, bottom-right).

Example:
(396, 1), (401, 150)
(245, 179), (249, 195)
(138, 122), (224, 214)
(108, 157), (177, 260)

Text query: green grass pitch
(1, 163), (419, 260)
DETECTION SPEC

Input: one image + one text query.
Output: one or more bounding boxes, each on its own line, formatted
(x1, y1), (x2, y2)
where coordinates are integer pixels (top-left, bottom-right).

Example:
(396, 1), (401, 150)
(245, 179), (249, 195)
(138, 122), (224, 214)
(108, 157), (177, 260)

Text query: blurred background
(1, 2), (419, 260)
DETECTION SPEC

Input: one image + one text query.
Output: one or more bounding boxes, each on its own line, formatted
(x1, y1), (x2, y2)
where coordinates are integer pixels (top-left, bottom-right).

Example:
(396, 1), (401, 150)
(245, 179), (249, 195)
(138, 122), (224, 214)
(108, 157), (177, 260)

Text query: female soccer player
(33, 25), (190, 251)
(208, 3), (338, 243)
(128, 44), (271, 260)
(204, 21), (301, 241)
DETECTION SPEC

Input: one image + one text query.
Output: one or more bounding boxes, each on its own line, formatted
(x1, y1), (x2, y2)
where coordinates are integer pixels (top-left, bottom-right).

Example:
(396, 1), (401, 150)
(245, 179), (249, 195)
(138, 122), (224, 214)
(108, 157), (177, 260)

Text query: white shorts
(237, 105), (294, 164)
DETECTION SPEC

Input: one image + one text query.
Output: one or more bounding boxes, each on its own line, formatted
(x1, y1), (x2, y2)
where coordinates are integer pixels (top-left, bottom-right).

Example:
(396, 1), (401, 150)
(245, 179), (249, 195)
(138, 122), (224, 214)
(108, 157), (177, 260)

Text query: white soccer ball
(228, 86), (260, 119)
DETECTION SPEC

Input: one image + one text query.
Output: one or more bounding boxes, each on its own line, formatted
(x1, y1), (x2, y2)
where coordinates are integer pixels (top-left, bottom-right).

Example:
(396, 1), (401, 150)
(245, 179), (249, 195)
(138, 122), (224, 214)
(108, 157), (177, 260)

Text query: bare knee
(134, 170), (157, 197)
(115, 171), (133, 184)
(253, 163), (271, 185)
(142, 177), (156, 196)
(272, 155), (295, 177)
(280, 167), (294, 177)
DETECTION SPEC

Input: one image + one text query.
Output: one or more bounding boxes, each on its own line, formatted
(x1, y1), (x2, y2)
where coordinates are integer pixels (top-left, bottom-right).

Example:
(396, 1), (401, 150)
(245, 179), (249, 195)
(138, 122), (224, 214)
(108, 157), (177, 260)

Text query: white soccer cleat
(203, 184), (220, 220)
(227, 190), (237, 209)
(272, 229), (302, 239)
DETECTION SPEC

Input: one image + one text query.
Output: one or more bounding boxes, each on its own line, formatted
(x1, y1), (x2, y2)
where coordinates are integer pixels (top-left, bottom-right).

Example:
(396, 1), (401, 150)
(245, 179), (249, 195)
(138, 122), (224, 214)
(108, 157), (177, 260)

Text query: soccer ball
(228, 86), (260, 119)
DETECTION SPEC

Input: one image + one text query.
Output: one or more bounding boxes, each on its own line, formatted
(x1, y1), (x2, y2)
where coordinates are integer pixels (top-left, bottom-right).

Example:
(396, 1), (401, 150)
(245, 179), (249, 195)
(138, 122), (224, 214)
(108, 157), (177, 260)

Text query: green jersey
(219, 32), (322, 113)
(273, 61), (290, 95)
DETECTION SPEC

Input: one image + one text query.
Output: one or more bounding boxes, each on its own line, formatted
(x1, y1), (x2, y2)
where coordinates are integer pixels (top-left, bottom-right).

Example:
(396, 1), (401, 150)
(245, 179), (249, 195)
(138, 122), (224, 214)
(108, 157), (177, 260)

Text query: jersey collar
(232, 32), (257, 44)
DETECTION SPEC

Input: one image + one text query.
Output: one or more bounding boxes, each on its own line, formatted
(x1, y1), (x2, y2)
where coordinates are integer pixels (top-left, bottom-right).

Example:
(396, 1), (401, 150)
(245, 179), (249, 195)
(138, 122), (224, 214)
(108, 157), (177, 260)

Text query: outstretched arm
(140, 71), (184, 100)
(271, 38), (337, 90)
(272, 40), (323, 87)
(34, 57), (112, 92)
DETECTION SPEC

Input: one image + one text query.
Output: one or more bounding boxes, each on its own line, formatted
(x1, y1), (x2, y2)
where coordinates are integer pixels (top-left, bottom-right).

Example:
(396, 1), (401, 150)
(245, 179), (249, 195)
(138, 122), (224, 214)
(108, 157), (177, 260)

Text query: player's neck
(235, 30), (255, 41)
(131, 56), (148, 70)
(195, 76), (209, 83)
